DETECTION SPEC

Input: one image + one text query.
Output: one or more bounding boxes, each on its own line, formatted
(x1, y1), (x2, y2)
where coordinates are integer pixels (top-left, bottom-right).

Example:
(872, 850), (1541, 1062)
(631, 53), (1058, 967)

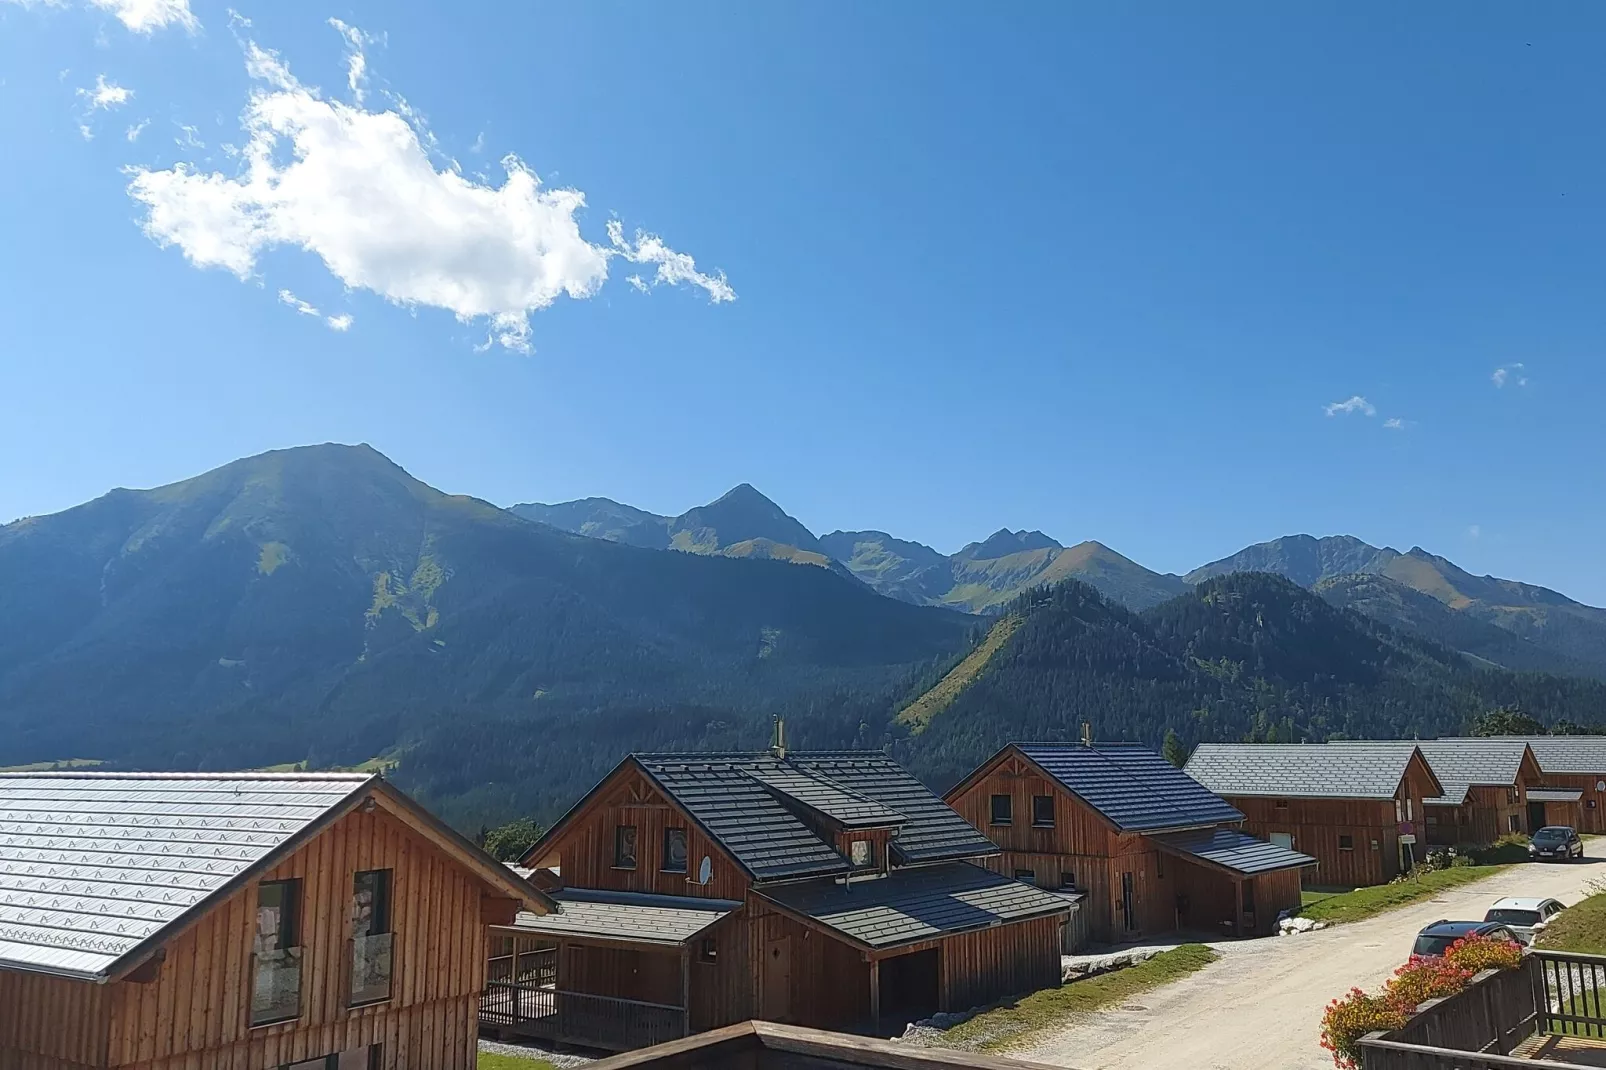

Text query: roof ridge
(0, 771), (374, 781)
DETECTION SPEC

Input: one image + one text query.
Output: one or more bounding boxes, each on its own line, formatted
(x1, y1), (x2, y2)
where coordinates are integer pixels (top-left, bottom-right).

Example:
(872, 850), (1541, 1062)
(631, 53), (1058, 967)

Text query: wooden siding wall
(930, 916), (1061, 1014)
(991, 844), (1167, 945)
(1228, 796), (1400, 886)
(0, 970), (110, 1069)
(1425, 787), (1526, 847)
(688, 914), (755, 1033)
(1531, 775), (1606, 834)
(947, 763), (1117, 861)
(563, 944), (682, 1005)
(745, 902), (869, 1032)
(540, 769), (750, 902)
(101, 803), (491, 1070)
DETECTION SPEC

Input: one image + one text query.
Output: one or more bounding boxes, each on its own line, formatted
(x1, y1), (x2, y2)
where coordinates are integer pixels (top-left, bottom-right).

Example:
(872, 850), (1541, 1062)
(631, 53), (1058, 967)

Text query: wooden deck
(1512, 1035), (1606, 1066)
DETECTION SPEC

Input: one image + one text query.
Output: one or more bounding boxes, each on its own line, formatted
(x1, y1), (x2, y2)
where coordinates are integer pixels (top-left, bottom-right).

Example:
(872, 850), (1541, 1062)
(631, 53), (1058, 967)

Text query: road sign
(1400, 834), (1417, 845)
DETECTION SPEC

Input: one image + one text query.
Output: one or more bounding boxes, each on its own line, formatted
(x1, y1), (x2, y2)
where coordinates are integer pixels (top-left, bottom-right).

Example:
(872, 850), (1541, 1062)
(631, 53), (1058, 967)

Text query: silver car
(1484, 896), (1565, 944)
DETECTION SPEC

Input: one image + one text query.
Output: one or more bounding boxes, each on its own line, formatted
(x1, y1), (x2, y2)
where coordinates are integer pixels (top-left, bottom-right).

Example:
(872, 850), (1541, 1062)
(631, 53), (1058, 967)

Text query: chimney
(1081, 722), (1093, 748)
(771, 716), (788, 760)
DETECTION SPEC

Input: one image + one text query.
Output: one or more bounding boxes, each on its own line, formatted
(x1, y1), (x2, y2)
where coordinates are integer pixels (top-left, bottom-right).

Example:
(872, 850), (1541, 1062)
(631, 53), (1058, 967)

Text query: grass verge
(477, 1052), (556, 1070)
(896, 614), (1022, 732)
(936, 944), (1218, 1053)
(1537, 890), (1606, 955)
(1298, 865), (1510, 925)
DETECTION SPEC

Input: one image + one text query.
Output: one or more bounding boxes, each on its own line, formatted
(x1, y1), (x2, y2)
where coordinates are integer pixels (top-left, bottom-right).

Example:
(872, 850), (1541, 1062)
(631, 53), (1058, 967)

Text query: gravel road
(1009, 854), (1606, 1070)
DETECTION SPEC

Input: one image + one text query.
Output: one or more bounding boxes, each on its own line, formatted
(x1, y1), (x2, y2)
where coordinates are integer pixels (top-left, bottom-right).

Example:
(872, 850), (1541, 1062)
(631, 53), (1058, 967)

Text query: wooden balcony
(481, 981), (686, 1051)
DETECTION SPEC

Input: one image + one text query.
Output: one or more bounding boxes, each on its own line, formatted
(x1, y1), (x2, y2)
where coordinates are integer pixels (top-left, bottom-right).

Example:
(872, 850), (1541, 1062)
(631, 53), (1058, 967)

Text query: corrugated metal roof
(755, 862), (1070, 949)
(1185, 742), (1423, 800)
(1150, 828), (1317, 875)
(742, 766), (906, 829)
(0, 772), (371, 981)
(503, 889), (739, 946)
(1408, 740), (1532, 806)
(635, 753), (997, 883)
(1015, 743), (1243, 832)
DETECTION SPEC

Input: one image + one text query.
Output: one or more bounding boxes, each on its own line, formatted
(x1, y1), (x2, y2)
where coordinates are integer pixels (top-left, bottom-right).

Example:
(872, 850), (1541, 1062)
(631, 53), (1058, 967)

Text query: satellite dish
(697, 856), (713, 885)
(1596, 781), (1604, 793)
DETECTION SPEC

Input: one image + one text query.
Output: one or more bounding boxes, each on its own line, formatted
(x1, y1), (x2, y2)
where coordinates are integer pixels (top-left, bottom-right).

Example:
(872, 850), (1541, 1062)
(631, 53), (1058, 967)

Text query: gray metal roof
(755, 862), (1071, 950)
(503, 888), (739, 947)
(1492, 737), (1606, 777)
(0, 772), (371, 981)
(1410, 740), (1533, 806)
(634, 753), (996, 883)
(742, 766), (907, 830)
(1185, 742), (1426, 800)
(1150, 828), (1317, 875)
(1015, 743), (1243, 832)
(1527, 789), (1583, 803)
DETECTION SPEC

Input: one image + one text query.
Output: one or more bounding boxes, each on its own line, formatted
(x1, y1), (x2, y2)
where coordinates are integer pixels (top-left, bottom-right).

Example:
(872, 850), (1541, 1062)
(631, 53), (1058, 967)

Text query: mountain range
(515, 492), (1606, 680)
(3, 443), (1603, 831)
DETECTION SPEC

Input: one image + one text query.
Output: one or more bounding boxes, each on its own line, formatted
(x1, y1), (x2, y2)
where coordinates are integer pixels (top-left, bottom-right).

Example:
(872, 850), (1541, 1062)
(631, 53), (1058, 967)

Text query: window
(252, 879), (303, 1026)
(1242, 880), (1255, 914)
(1031, 795), (1055, 827)
(697, 937), (717, 964)
(1060, 871), (1076, 890)
(614, 825), (638, 869)
(1395, 800), (1403, 823)
(350, 870), (393, 1006)
(1274, 798), (1289, 810)
(1406, 798), (1414, 821)
(662, 828), (688, 873)
(849, 839), (874, 868)
(282, 1046), (381, 1070)
(1155, 852), (1164, 879)
(989, 794), (1013, 826)
(1014, 868), (1037, 885)
(1338, 835), (1355, 851)
(1509, 814), (1521, 833)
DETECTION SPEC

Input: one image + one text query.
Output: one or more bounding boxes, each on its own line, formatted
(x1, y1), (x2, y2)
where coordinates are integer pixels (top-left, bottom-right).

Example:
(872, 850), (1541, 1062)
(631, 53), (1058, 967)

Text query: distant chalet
(501, 747), (1072, 1049)
(0, 771), (551, 1070)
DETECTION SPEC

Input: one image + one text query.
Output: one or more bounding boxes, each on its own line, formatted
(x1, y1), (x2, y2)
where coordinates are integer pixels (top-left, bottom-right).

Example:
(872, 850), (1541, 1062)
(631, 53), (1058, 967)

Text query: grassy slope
(1299, 866), (1512, 925)
(896, 614), (1022, 731)
(935, 944), (1218, 1053)
(477, 1053), (555, 1070)
(1536, 892), (1606, 955)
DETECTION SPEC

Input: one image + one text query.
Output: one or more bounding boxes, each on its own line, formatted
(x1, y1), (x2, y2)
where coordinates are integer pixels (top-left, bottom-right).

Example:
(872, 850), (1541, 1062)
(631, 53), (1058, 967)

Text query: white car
(1484, 896), (1566, 944)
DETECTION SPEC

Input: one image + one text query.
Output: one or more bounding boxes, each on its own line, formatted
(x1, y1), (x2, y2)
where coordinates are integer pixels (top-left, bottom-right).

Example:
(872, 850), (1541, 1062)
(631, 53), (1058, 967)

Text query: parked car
(1529, 826), (1585, 861)
(1410, 919), (1521, 960)
(1484, 897), (1565, 944)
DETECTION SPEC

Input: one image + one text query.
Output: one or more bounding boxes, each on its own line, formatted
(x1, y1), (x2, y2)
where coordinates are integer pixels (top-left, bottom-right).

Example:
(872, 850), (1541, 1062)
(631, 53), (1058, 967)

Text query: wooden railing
(480, 982), (685, 1051)
(1359, 951), (1606, 1069)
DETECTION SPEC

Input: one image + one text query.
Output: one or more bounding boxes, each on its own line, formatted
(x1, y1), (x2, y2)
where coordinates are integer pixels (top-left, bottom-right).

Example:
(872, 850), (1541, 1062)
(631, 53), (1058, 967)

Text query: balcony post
(680, 945), (692, 1038)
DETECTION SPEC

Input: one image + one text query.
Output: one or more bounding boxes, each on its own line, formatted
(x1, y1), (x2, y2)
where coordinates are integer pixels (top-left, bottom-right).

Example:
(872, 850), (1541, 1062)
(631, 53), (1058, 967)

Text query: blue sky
(2, 3), (1603, 603)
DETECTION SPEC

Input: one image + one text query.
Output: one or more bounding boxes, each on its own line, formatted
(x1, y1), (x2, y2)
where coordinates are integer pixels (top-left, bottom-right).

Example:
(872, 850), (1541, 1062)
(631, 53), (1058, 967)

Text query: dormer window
(990, 794), (1013, 826)
(849, 839), (874, 868)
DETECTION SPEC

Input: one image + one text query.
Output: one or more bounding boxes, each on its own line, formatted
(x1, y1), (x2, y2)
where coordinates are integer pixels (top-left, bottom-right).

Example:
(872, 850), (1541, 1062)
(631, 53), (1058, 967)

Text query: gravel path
(1009, 854), (1606, 1070)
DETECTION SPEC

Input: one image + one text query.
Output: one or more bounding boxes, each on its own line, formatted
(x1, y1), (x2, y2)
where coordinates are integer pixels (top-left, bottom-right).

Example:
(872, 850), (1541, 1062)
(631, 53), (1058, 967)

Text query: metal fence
(480, 982), (685, 1051)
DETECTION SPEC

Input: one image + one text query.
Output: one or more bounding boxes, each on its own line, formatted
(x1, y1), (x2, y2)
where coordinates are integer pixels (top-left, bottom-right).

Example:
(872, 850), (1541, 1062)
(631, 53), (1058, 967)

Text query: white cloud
(1383, 417), (1404, 429)
(78, 123), (94, 141)
(1323, 395), (1376, 418)
(1492, 363), (1528, 388)
(87, 0), (197, 33)
(277, 288), (321, 316)
(326, 313), (353, 331)
(174, 123), (204, 149)
(77, 74), (131, 110)
(125, 118), (149, 141)
(327, 18), (377, 105)
(126, 29), (732, 351)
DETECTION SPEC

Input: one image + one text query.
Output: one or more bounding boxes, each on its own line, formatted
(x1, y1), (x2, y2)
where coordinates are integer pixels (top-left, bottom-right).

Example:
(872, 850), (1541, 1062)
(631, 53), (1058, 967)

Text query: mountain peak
(961, 528), (1063, 560)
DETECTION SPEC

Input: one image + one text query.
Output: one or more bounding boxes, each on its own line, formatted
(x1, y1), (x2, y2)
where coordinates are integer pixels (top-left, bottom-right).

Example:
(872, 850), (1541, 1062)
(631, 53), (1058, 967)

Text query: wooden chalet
(1185, 742), (1444, 886)
(1479, 737), (1601, 832)
(1410, 740), (1545, 846)
(944, 743), (1314, 945)
(501, 744), (1073, 1049)
(0, 771), (553, 1070)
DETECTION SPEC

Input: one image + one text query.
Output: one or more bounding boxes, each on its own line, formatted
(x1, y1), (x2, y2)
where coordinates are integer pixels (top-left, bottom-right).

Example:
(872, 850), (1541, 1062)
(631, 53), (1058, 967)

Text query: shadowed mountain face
(898, 573), (1606, 792)
(1189, 535), (1606, 680)
(0, 444), (972, 827)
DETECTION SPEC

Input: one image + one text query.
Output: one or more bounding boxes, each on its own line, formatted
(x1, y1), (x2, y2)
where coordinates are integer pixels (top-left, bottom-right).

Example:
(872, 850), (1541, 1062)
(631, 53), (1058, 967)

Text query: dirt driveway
(1010, 855), (1606, 1070)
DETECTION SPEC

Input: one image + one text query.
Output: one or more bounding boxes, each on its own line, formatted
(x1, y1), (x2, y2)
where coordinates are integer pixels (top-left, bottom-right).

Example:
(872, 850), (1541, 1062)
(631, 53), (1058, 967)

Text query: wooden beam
(681, 945), (692, 1038)
(869, 957), (881, 1036)
(122, 948), (166, 984)
(1233, 879), (1243, 938)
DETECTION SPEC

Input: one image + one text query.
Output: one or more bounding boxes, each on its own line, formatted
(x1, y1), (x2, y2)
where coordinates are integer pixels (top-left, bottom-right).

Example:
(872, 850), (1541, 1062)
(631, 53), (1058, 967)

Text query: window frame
(848, 839), (875, 869)
(252, 878), (304, 1028)
(1030, 794), (1055, 828)
(697, 937), (718, 965)
(349, 869), (394, 1008)
(613, 825), (638, 870)
(661, 827), (688, 874)
(1013, 868), (1037, 885)
(989, 794), (1013, 826)
(351, 869), (392, 938)
(1059, 871), (1076, 890)
(1337, 834), (1355, 851)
